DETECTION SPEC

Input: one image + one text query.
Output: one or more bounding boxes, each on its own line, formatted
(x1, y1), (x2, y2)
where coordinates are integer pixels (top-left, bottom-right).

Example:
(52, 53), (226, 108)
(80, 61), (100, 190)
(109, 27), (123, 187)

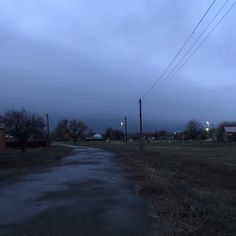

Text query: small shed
(224, 127), (236, 141)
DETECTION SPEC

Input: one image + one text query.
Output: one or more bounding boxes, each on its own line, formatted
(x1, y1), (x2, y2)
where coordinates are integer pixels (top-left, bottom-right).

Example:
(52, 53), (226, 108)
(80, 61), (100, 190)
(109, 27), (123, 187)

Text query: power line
(153, 0), (230, 93)
(155, 1), (236, 94)
(142, 0), (217, 98)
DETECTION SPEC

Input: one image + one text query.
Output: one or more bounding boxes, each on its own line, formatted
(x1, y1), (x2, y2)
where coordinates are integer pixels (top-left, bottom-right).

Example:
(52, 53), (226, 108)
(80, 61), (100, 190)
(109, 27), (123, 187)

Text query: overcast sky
(0, 0), (236, 132)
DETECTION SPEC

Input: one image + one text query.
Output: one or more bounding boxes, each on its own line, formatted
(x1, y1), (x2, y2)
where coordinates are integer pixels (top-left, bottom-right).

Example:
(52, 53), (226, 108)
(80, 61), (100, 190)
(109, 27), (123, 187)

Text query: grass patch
(0, 146), (72, 182)
(82, 141), (236, 235)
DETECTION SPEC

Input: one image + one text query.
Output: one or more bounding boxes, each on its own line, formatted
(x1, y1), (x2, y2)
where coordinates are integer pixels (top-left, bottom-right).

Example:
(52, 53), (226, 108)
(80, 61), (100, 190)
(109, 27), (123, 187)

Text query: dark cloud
(1, 0), (236, 132)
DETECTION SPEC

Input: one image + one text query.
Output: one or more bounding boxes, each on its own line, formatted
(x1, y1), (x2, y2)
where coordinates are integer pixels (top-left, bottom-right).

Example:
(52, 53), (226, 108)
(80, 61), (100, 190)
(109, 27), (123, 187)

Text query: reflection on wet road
(0, 145), (160, 236)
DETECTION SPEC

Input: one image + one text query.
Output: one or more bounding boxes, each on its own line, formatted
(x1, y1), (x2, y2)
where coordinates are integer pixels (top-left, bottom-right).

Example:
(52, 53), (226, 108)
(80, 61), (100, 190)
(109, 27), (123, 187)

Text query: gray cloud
(1, 0), (236, 132)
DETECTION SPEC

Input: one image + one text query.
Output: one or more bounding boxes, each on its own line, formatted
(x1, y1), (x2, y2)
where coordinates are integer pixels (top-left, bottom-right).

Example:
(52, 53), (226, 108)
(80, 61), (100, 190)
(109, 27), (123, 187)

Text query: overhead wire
(154, 1), (236, 94)
(142, 0), (217, 98)
(153, 0), (230, 93)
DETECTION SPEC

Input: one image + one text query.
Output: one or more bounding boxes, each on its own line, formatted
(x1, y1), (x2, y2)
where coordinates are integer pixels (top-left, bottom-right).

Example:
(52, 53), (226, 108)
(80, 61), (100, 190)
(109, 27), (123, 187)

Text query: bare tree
(67, 119), (87, 144)
(104, 127), (113, 140)
(185, 119), (203, 140)
(55, 119), (88, 144)
(104, 127), (124, 141)
(53, 119), (70, 141)
(4, 109), (45, 151)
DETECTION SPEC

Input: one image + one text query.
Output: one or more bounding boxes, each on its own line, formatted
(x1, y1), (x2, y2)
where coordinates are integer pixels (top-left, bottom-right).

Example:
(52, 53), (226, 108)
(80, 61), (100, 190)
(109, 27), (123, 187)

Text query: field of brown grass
(82, 141), (236, 236)
(0, 146), (72, 182)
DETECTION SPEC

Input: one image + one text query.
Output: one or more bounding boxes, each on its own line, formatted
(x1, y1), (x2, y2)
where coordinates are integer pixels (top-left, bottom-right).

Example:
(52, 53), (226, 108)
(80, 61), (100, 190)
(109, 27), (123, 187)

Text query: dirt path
(0, 145), (160, 236)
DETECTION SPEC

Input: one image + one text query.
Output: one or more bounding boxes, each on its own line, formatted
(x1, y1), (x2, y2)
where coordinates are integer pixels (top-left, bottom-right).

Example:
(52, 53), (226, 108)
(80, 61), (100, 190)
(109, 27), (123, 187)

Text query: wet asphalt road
(0, 145), (160, 236)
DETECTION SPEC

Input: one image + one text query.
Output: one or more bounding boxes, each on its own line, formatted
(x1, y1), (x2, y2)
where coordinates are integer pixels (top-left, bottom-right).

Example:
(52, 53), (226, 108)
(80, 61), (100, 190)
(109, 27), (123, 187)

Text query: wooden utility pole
(124, 116), (128, 146)
(139, 99), (143, 151)
(46, 113), (50, 147)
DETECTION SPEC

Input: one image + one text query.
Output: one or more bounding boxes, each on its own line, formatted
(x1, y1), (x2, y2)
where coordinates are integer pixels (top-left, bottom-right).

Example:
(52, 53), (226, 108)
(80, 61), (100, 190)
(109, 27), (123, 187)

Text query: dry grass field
(0, 146), (72, 182)
(83, 141), (236, 236)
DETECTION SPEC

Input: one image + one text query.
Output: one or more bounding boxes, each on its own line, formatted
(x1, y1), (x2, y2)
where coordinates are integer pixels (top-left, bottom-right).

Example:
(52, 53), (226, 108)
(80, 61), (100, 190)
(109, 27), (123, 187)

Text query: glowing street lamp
(205, 121), (210, 138)
(120, 119), (128, 145)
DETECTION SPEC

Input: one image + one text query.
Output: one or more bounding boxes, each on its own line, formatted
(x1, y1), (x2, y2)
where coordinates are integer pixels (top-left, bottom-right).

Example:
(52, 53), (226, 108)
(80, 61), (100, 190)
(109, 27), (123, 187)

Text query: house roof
(93, 134), (103, 139)
(224, 127), (236, 133)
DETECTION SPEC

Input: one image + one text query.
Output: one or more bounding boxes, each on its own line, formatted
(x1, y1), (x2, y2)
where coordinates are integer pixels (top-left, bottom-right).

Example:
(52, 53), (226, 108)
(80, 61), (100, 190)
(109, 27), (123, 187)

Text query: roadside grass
(0, 146), (72, 182)
(82, 141), (236, 236)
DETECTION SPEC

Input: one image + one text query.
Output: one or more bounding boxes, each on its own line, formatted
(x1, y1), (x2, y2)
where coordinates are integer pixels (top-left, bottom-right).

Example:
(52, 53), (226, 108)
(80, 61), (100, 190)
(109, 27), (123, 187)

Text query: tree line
(2, 109), (236, 151)
(2, 109), (125, 150)
(185, 119), (236, 141)
(2, 109), (89, 151)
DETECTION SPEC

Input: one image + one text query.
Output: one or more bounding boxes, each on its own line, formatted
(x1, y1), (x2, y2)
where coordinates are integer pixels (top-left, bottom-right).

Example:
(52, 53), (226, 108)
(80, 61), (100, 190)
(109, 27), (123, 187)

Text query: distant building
(86, 133), (104, 141)
(0, 116), (5, 152)
(92, 134), (103, 140)
(224, 127), (236, 141)
(160, 132), (174, 141)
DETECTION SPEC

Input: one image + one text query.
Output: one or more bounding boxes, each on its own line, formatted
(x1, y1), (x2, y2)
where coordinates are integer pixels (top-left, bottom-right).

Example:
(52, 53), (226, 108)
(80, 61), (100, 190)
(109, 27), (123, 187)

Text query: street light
(205, 121), (210, 138)
(120, 118), (128, 146)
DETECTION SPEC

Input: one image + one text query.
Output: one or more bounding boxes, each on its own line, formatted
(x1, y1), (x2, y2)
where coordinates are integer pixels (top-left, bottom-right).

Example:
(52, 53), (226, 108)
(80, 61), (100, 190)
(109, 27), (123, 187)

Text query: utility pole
(46, 113), (50, 147)
(139, 99), (143, 151)
(124, 116), (128, 146)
